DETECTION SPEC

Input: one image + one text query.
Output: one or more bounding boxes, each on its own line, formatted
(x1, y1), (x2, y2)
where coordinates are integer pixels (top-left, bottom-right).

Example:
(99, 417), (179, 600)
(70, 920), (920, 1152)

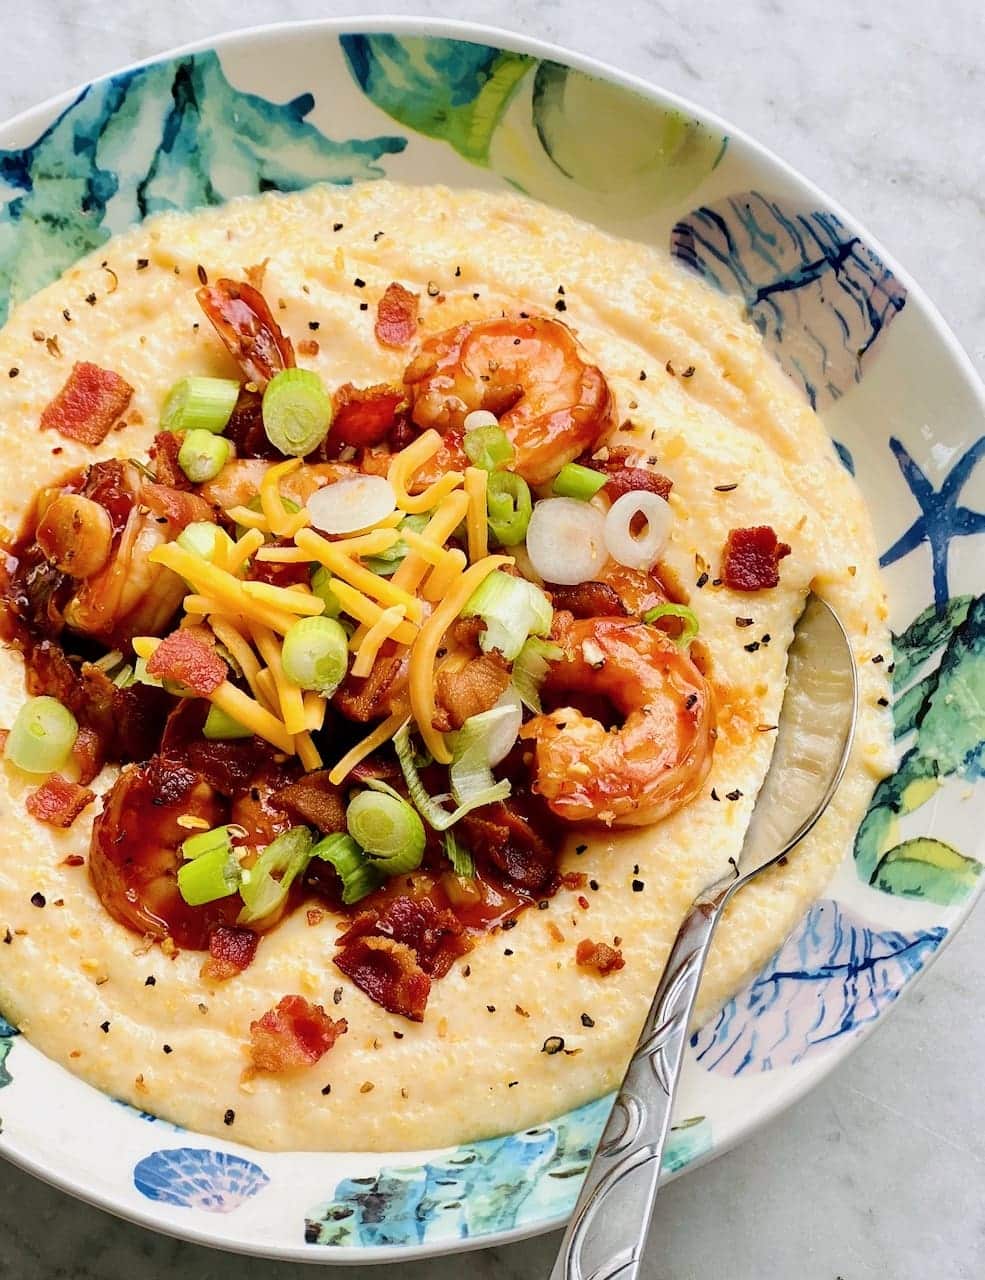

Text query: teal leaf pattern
(0, 50), (406, 324)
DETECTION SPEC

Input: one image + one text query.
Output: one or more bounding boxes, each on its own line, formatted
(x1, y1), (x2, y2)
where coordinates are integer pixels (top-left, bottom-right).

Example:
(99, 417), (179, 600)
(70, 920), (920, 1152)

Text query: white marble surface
(1, 2), (983, 1277)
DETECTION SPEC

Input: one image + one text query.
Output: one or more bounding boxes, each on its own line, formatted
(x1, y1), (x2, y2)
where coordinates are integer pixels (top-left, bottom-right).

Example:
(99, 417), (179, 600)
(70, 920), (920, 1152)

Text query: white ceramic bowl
(0, 16), (982, 1264)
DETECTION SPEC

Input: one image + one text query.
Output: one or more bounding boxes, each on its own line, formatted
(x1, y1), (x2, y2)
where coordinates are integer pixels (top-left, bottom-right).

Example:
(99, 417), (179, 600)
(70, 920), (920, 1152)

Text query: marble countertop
(2, 2), (983, 1277)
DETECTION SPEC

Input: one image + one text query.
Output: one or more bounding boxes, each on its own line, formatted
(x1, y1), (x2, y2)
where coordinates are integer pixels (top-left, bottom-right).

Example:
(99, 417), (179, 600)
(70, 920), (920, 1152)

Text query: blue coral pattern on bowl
(671, 192), (906, 410)
(690, 900), (945, 1074)
(132, 1147), (269, 1213)
(305, 1100), (711, 1246)
(0, 1015), (19, 1089)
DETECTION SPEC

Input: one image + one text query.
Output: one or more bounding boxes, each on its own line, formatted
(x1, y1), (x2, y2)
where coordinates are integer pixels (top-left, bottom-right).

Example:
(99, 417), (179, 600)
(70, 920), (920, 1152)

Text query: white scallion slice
(306, 475), (397, 535)
(526, 497), (608, 585)
(394, 722), (510, 831)
(450, 701), (521, 804)
(237, 826), (313, 925)
(603, 490), (673, 571)
(460, 570), (553, 661)
(512, 637), (564, 713)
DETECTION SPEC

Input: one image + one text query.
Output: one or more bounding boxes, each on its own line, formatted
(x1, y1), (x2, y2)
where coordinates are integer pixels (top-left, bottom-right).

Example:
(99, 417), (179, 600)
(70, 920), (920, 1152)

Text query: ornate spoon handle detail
(549, 875), (735, 1280)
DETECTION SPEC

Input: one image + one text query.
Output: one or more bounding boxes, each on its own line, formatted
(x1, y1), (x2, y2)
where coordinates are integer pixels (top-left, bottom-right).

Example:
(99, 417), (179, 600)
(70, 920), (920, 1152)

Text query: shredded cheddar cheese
(351, 604), (407, 678)
(327, 709), (409, 785)
(150, 545), (298, 635)
(302, 691), (327, 732)
(408, 554), (513, 762)
(226, 505), (269, 533)
(387, 429), (464, 514)
(422, 547), (467, 604)
(250, 622), (306, 736)
(254, 667), (279, 714)
(227, 528), (265, 574)
(259, 458), (304, 537)
(295, 528), (423, 621)
(208, 616), (265, 702)
(295, 732), (323, 770)
(464, 466), (489, 563)
(391, 490), (469, 594)
(241, 580), (325, 617)
(327, 579), (419, 645)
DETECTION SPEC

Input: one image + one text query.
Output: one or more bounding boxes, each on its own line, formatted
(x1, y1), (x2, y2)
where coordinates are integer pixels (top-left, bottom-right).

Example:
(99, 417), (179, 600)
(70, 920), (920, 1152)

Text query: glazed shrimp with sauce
(522, 617), (716, 827)
(404, 316), (614, 485)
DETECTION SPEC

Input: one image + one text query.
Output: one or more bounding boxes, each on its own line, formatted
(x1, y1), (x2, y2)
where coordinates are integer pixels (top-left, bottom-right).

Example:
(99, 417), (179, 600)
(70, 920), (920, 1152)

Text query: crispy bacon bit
(222, 388), (282, 460)
(71, 725), (102, 785)
(338, 896), (470, 980)
(375, 282), (420, 349)
(248, 995), (347, 1072)
(0, 729), (7, 756)
(26, 774), (94, 828)
(547, 581), (627, 619)
(40, 362), (134, 446)
(435, 652), (510, 731)
(331, 383), (405, 447)
(721, 526), (791, 592)
(274, 770), (346, 834)
(575, 938), (625, 976)
(460, 799), (559, 894)
(149, 432), (192, 489)
(196, 279), (295, 387)
(201, 926), (260, 983)
(585, 448), (673, 503)
(334, 935), (431, 1022)
(146, 628), (226, 696)
(333, 648), (408, 724)
(140, 482), (212, 530)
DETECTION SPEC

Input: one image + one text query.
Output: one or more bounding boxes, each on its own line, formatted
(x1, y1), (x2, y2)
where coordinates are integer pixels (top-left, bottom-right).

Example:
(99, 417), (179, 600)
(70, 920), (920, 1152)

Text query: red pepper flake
(577, 895), (590, 910)
(575, 938), (626, 976)
(374, 282), (419, 349)
(40, 362), (134, 445)
(62, 854), (86, 868)
(248, 995), (348, 1073)
(26, 776), (95, 828)
(721, 526), (791, 592)
(146, 629), (226, 696)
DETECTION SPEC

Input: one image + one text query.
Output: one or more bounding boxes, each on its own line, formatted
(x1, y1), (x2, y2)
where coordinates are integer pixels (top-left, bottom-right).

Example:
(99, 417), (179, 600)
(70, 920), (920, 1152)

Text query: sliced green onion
(394, 721), (510, 831)
(262, 368), (333, 457)
(181, 824), (234, 860)
(203, 705), (252, 740)
(461, 570), (553, 661)
(450, 704), (519, 805)
(177, 520), (235, 564)
(281, 616), (349, 695)
(464, 424), (515, 472)
(309, 566), (343, 618)
(311, 832), (382, 905)
(444, 829), (475, 878)
(347, 787), (426, 875)
(362, 514), (429, 578)
(131, 656), (163, 689)
(486, 471), (532, 546)
(6, 696), (78, 774)
(552, 462), (607, 501)
(161, 376), (240, 435)
(643, 603), (700, 647)
(177, 844), (242, 906)
(111, 663), (134, 688)
(237, 826), (313, 925)
(178, 429), (232, 485)
(513, 637), (563, 713)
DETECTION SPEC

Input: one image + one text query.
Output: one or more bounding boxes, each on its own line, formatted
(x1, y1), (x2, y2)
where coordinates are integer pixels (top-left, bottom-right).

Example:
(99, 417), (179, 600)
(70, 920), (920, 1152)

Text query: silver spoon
(549, 595), (859, 1280)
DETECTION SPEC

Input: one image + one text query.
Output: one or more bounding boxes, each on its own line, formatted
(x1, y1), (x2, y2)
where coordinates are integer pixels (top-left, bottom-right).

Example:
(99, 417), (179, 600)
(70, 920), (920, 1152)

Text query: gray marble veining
(0, 2), (983, 1277)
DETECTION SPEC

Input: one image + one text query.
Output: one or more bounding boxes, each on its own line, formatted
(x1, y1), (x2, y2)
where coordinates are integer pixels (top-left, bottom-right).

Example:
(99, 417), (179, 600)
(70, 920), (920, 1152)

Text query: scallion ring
(161, 376), (240, 435)
(642, 603), (699, 647)
(526, 497), (608, 585)
(177, 844), (242, 906)
(346, 788), (426, 875)
(237, 826), (313, 924)
(262, 368), (333, 457)
(178, 430), (232, 484)
(281, 616), (350, 695)
(202, 705), (253, 740)
(604, 490), (673, 571)
(486, 471), (533, 546)
(464, 424), (514, 472)
(5, 696), (78, 774)
(311, 832), (383, 904)
(552, 462), (607, 501)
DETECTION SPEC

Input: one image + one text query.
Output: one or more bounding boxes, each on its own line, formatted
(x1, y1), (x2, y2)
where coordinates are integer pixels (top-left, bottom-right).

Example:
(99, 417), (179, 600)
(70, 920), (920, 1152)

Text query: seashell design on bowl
(132, 1147), (270, 1214)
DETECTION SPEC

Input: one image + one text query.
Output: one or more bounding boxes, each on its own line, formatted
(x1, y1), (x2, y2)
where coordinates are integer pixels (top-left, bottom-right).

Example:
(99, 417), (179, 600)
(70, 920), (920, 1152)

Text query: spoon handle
(549, 879), (732, 1280)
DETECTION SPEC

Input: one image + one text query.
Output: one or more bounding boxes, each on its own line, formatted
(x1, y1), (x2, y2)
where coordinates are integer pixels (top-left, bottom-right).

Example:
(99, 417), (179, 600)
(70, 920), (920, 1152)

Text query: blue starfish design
(880, 435), (985, 609)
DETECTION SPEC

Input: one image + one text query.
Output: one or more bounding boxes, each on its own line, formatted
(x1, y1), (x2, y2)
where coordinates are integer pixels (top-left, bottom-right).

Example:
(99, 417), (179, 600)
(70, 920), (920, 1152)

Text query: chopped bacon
(434, 652), (511, 732)
(334, 935), (431, 1022)
(146, 628), (226, 696)
(196, 279), (295, 388)
(460, 799), (559, 894)
(375, 282), (420, 349)
(721, 525), (791, 592)
(331, 383), (405, 447)
(71, 725), (102, 785)
(274, 770), (346, 834)
(585, 448), (673, 503)
(140, 482), (212, 530)
(333, 648), (408, 724)
(248, 995), (347, 1072)
(338, 896), (470, 980)
(547, 581), (627, 619)
(26, 774), (94, 828)
(222, 388), (282, 460)
(447, 616), (486, 654)
(40, 362), (134, 446)
(149, 432), (192, 490)
(201, 926), (260, 982)
(575, 938), (625, 976)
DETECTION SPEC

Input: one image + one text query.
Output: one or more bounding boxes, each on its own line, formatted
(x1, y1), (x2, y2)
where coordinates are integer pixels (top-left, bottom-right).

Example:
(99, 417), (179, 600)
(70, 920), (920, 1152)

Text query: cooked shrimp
(521, 617), (715, 826)
(197, 278), (295, 387)
(89, 758), (234, 949)
(404, 316), (614, 485)
(201, 458), (358, 511)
